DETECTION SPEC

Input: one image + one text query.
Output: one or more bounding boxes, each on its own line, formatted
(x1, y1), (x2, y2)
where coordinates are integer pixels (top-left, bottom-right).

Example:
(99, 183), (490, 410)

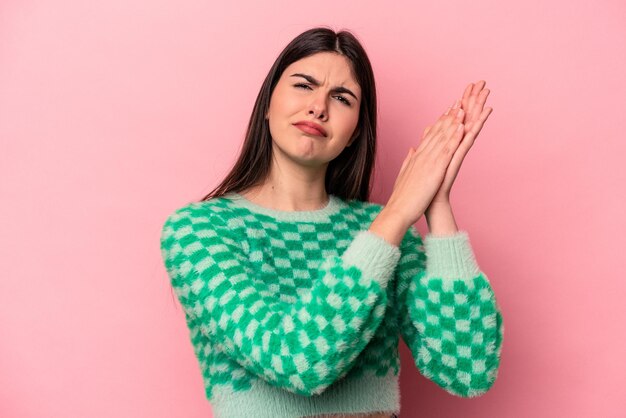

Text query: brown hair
(199, 26), (378, 203)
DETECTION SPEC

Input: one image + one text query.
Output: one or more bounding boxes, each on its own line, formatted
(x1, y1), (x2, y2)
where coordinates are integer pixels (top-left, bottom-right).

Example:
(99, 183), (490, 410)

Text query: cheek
(337, 111), (360, 136)
(270, 90), (300, 118)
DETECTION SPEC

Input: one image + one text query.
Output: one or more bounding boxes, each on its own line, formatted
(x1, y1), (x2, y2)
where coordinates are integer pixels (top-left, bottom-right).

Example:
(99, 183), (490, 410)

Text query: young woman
(160, 26), (503, 418)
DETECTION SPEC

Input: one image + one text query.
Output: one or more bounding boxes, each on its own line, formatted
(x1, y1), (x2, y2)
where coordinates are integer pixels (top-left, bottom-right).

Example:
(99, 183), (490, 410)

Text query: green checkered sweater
(159, 192), (503, 417)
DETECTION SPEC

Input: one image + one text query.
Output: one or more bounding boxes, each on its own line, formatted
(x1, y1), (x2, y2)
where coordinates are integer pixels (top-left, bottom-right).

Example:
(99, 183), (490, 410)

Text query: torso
(304, 413), (394, 418)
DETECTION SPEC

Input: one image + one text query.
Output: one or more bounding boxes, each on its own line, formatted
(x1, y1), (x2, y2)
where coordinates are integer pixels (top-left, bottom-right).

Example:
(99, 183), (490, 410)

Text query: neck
(241, 165), (329, 211)
(241, 145), (333, 211)
(240, 183), (330, 212)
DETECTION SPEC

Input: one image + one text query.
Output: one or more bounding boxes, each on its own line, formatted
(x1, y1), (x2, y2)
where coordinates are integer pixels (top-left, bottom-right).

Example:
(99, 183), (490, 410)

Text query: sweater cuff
(423, 230), (481, 280)
(342, 230), (401, 289)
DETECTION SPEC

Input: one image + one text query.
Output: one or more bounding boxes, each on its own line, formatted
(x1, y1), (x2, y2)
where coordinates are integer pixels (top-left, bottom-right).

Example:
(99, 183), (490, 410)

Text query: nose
(308, 92), (328, 121)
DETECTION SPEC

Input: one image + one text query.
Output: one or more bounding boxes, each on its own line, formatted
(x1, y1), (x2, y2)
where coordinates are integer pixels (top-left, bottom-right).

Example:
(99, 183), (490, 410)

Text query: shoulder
(161, 195), (236, 233)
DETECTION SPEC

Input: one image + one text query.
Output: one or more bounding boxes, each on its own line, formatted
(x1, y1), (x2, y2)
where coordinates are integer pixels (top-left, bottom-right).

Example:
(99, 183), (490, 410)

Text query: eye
(293, 83), (352, 107)
(334, 95), (351, 106)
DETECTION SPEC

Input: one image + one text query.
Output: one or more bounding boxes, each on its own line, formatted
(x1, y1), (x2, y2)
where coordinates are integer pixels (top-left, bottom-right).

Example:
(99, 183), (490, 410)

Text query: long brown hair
(199, 26), (378, 203)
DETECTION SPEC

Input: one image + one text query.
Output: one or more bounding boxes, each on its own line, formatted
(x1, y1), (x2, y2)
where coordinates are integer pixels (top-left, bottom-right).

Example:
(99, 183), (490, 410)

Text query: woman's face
(266, 52), (362, 168)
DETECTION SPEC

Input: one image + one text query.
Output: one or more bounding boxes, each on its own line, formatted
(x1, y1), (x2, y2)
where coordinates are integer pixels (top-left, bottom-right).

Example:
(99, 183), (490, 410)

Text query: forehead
(283, 53), (360, 91)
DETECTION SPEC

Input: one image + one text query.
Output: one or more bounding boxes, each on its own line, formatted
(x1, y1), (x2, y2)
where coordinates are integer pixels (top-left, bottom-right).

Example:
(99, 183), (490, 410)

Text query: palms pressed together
(426, 80), (493, 206)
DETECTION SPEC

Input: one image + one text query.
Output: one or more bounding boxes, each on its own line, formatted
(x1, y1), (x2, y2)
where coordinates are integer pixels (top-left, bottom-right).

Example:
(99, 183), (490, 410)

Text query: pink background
(2, 1), (625, 417)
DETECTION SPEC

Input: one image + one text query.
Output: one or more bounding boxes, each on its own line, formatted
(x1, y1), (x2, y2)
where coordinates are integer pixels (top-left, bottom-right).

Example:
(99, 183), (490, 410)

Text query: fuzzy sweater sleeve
(395, 226), (504, 397)
(159, 204), (401, 397)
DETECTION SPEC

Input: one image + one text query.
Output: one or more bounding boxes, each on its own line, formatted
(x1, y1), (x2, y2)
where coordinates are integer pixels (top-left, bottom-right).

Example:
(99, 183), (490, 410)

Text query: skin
(425, 80), (493, 206)
(242, 57), (492, 418)
(421, 81), (493, 236)
(241, 50), (494, 244)
(241, 51), (361, 211)
(372, 80), (493, 245)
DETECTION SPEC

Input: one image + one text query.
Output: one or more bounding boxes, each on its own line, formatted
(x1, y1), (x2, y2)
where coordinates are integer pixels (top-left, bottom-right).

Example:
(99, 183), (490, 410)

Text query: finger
(444, 98), (461, 115)
(442, 112), (464, 140)
(461, 83), (473, 110)
(469, 107), (492, 137)
(469, 89), (490, 123)
(466, 80), (487, 117)
(431, 121), (464, 158)
(440, 101), (461, 130)
(422, 126), (432, 139)
(471, 80), (486, 97)
(476, 88), (490, 113)
(446, 122), (466, 156)
(463, 87), (479, 122)
(419, 124), (440, 153)
(444, 132), (471, 185)
(478, 88), (490, 107)
(455, 106), (465, 123)
(425, 101), (463, 149)
(442, 105), (464, 124)
(451, 120), (465, 142)
(431, 104), (456, 137)
(459, 108), (487, 146)
(419, 121), (444, 156)
(421, 118), (443, 148)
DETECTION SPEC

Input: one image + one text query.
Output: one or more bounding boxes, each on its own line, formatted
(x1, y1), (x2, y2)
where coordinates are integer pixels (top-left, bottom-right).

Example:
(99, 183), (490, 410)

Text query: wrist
(380, 204), (419, 230)
(425, 201), (458, 235)
(425, 199), (451, 214)
(369, 207), (413, 247)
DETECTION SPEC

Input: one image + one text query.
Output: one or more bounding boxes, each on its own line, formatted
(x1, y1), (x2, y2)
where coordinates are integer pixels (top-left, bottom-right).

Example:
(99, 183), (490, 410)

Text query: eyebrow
(289, 73), (359, 101)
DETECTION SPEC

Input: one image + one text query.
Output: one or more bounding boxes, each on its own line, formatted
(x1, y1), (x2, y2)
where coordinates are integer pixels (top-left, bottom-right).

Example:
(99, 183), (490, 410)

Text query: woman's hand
(425, 81), (493, 206)
(384, 103), (466, 227)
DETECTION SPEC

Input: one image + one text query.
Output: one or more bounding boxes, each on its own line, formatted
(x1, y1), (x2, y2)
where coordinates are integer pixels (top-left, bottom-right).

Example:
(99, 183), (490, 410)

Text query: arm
(160, 204), (401, 396)
(396, 226), (504, 397)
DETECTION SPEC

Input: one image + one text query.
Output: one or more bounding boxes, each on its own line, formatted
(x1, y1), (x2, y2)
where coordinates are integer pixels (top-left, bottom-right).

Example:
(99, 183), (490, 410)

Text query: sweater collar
(222, 192), (344, 222)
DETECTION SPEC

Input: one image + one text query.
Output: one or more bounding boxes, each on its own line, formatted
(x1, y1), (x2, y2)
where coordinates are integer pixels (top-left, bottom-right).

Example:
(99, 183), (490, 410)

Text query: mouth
(293, 123), (327, 137)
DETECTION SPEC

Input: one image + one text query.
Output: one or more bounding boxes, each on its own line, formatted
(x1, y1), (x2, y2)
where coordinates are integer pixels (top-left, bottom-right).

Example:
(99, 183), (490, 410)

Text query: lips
(293, 121), (327, 137)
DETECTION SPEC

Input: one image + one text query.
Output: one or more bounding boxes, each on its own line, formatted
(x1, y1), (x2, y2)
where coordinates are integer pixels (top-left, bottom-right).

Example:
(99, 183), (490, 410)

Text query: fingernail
(445, 107), (451, 115)
(453, 99), (460, 108)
